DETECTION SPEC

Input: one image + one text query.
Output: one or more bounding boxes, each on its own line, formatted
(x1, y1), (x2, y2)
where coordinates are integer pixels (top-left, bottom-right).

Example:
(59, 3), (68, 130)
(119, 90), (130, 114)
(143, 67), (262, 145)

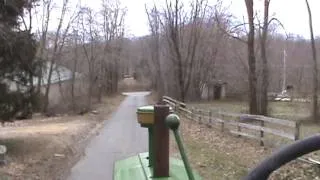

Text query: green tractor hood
(114, 152), (201, 180)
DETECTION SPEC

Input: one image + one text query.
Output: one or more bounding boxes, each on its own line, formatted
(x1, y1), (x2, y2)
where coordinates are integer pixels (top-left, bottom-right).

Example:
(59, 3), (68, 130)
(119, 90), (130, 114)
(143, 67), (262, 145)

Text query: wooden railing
(162, 96), (301, 146)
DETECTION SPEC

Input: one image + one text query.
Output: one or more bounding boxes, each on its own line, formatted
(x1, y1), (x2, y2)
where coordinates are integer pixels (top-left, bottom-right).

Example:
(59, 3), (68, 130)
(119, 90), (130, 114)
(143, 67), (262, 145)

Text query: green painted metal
(166, 114), (195, 180)
(138, 105), (172, 167)
(137, 106), (154, 113)
(165, 114), (180, 131)
(114, 155), (146, 180)
(114, 152), (202, 180)
(137, 106), (173, 113)
(171, 130), (195, 180)
(141, 124), (151, 128)
(116, 107), (202, 180)
(148, 127), (154, 167)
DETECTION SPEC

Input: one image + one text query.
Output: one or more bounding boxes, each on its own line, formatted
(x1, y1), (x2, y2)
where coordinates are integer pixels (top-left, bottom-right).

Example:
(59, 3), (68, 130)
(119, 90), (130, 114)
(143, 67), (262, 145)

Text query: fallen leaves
(170, 117), (320, 180)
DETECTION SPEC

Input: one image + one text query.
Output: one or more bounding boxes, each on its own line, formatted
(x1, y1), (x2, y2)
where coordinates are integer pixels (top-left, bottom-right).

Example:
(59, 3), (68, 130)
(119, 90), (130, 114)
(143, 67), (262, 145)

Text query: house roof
(2, 62), (82, 91)
(33, 62), (82, 86)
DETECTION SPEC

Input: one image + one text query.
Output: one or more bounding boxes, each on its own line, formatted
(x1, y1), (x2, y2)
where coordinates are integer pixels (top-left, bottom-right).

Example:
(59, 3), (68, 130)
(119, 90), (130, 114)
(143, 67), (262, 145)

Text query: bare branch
(215, 13), (247, 44)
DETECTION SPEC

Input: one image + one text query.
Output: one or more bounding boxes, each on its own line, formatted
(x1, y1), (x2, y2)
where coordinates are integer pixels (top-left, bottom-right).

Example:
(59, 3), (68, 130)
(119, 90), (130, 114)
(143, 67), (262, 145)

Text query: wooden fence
(163, 96), (301, 146)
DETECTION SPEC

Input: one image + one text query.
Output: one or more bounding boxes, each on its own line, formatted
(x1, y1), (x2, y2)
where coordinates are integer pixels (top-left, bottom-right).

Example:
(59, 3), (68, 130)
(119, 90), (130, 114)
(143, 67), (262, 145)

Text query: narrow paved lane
(68, 92), (150, 180)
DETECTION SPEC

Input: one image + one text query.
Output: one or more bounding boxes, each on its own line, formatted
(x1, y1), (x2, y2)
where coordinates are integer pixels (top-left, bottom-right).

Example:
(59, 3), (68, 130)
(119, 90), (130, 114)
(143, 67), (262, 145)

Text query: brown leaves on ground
(170, 117), (320, 180)
(0, 95), (124, 180)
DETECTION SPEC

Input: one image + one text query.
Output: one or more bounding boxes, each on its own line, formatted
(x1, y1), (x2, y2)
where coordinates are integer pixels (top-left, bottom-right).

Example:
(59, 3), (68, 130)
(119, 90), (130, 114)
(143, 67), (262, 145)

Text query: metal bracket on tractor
(114, 104), (201, 180)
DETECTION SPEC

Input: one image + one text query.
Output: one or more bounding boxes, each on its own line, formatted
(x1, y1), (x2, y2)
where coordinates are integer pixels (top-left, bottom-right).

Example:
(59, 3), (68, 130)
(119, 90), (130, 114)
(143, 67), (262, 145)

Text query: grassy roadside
(169, 118), (267, 179)
(170, 118), (320, 180)
(190, 100), (320, 141)
(0, 94), (125, 180)
(189, 100), (310, 120)
(148, 94), (319, 179)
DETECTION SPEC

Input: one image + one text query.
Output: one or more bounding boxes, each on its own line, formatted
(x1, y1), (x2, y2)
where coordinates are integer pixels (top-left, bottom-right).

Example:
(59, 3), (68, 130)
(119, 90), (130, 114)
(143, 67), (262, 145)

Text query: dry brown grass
(191, 100), (320, 145)
(169, 118), (320, 180)
(189, 100), (310, 121)
(145, 95), (320, 179)
(0, 95), (125, 180)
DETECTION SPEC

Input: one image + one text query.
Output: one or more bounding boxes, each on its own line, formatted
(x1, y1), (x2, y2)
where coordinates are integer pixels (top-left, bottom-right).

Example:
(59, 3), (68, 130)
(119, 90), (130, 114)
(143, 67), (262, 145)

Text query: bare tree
(42, 0), (79, 113)
(161, 0), (207, 102)
(100, 0), (126, 96)
(79, 7), (100, 109)
(257, 0), (271, 115)
(146, 5), (164, 99)
(215, 1), (259, 113)
(35, 0), (53, 94)
(70, 29), (79, 111)
(245, 0), (258, 114)
(305, 0), (318, 121)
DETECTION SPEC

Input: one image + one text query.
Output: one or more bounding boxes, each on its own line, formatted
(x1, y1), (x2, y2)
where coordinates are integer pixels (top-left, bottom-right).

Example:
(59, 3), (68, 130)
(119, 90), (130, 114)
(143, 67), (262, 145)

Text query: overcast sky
(42, 0), (320, 38)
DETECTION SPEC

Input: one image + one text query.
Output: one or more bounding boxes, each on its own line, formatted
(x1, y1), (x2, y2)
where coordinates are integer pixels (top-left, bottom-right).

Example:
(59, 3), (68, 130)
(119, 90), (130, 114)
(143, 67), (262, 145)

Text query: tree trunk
(87, 67), (93, 110)
(177, 59), (186, 102)
(113, 47), (120, 93)
(71, 34), (78, 111)
(108, 64), (112, 94)
(245, 0), (258, 114)
(258, 0), (270, 115)
(43, 61), (54, 112)
(42, 0), (68, 113)
(155, 27), (164, 98)
(36, 61), (43, 95)
(28, 73), (34, 117)
(305, 0), (318, 121)
(36, 1), (51, 95)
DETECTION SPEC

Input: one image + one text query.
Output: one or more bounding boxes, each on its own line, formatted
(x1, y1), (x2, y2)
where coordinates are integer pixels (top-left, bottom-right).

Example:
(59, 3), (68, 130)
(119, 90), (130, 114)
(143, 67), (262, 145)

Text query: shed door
(214, 85), (221, 100)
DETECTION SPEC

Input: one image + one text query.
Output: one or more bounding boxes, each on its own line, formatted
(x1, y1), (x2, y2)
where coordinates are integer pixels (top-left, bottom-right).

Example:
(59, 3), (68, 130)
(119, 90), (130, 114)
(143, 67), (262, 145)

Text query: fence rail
(162, 96), (300, 146)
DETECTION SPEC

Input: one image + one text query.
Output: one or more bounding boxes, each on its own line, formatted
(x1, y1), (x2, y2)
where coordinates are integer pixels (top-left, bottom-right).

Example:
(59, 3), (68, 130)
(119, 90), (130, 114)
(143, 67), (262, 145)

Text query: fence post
(191, 107), (194, 121)
(174, 102), (178, 112)
(260, 120), (264, 146)
(209, 111), (212, 128)
(198, 109), (202, 124)
(294, 121), (301, 141)
(237, 116), (241, 137)
(237, 124), (241, 137)
(220, 110), (224, 132)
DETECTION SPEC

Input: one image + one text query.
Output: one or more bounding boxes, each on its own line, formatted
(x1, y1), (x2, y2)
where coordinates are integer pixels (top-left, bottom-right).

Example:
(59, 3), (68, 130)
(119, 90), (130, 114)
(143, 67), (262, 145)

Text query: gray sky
(228, 0), (320, 38)
(42, 0), (320, 38)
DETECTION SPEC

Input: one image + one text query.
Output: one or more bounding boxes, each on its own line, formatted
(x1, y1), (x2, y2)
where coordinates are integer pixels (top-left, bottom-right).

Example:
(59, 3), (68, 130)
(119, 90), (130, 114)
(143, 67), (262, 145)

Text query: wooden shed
(201, 80), (227, 100)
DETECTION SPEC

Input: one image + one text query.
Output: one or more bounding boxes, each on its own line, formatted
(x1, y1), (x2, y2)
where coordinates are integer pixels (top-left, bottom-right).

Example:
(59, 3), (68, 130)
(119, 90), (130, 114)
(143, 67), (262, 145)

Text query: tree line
(134, 0), (320, 121)
(1, 0), (320, 123)
(0, 0), (127, 121)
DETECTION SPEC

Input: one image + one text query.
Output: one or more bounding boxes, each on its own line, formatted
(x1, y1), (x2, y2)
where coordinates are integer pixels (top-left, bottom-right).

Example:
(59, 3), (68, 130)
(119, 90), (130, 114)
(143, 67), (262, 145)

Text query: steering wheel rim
(243, 135), (320, 180)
